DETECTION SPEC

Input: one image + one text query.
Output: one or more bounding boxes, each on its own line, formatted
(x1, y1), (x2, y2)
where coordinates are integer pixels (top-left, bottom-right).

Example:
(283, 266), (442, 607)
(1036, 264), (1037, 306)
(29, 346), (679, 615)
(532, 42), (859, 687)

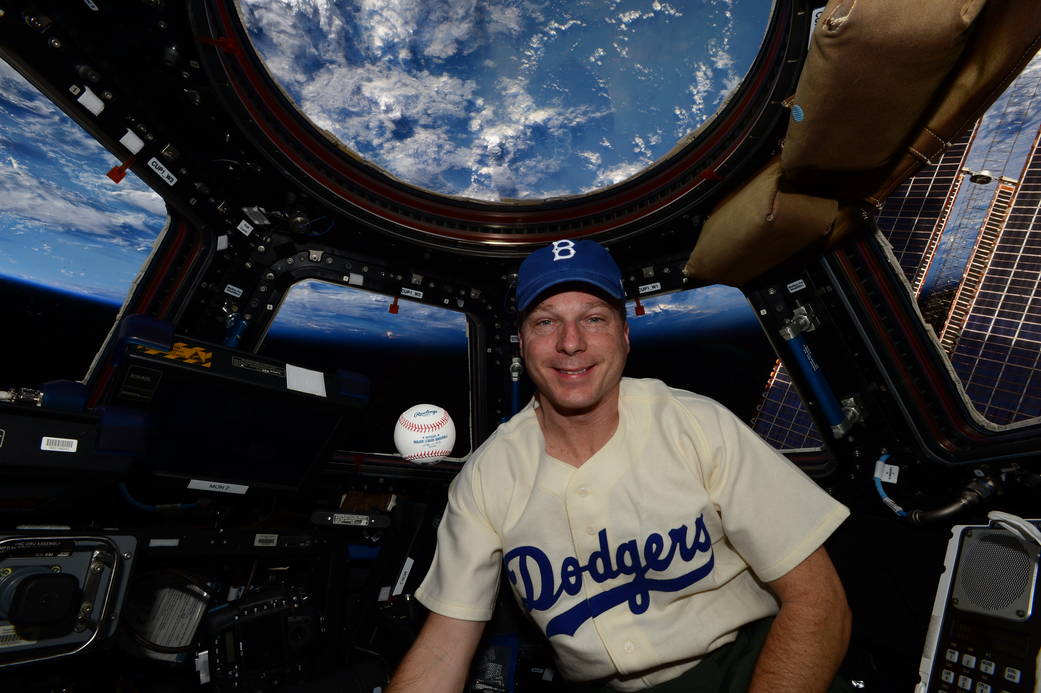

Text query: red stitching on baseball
(399, 412), (449, 433)
(404, 449), (452, 460)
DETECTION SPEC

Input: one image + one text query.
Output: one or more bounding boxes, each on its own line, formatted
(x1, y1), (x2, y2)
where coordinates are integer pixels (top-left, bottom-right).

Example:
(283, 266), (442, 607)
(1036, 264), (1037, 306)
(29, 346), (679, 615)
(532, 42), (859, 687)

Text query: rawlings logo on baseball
(394, 404), (456, 464)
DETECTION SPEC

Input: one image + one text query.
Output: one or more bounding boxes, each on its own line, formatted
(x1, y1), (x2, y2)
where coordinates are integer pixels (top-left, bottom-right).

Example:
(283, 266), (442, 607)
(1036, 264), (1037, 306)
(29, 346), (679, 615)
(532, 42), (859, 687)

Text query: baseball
(394, 404), (456, 464)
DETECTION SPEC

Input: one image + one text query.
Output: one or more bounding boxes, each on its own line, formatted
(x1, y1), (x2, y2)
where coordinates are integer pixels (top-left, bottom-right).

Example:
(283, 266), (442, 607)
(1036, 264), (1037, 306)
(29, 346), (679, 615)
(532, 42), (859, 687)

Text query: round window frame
(194, 0), (806, 255)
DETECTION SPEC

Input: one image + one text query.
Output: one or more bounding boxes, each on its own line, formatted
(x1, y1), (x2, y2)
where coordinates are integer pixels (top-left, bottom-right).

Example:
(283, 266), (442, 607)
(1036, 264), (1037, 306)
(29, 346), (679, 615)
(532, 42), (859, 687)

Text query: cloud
(589, 161), (646, 190)
(242, 0), (758, 199)
(0, 157), (152, 237)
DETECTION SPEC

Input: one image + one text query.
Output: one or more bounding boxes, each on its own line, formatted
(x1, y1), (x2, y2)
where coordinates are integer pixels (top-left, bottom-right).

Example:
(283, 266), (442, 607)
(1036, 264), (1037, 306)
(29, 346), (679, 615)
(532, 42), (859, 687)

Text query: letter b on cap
(551, 240), (576, 261)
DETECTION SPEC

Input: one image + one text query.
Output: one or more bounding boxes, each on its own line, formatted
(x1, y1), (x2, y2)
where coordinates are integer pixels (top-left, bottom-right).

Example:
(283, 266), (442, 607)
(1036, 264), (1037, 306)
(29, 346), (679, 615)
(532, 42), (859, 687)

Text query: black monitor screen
(118, 347), (346, 491)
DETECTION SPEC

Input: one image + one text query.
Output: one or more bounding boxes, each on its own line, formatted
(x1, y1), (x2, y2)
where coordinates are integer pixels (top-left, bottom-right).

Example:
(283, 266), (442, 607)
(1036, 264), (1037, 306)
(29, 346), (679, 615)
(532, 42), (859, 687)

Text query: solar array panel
(944, 127), (1041, 425)
(752, 362), (822, 449)
(877, 127), (978, 293)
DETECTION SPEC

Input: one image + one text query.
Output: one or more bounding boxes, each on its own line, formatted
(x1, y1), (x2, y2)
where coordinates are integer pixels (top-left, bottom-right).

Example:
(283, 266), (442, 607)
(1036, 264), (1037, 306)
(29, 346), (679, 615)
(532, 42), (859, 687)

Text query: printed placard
(147, 157), (177, 186)
(638, 282), (662, 295)
(187, 479), (248, 495)
(332, 513), (370, 527)
(40, 436), (78, 453)
(393, 556), (415, 596)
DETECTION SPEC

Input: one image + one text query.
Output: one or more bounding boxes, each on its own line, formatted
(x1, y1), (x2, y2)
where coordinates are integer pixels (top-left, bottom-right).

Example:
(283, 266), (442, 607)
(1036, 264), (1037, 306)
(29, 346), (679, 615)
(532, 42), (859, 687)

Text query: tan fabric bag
(683, 158), (857, 286)
(781, 0), (986, 197)
(685, 0), (1041, 286)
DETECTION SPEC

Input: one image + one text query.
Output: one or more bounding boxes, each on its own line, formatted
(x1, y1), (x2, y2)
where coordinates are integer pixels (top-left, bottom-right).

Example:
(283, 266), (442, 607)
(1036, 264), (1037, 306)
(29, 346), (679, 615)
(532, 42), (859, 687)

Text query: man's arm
(387, 612), (487, 693)
(747, 546), (851, 693)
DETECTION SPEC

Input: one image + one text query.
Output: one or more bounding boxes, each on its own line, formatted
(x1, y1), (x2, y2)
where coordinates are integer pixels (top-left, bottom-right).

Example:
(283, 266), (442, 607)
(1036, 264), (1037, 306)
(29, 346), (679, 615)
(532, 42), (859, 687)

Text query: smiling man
(388, 240), (853, 693)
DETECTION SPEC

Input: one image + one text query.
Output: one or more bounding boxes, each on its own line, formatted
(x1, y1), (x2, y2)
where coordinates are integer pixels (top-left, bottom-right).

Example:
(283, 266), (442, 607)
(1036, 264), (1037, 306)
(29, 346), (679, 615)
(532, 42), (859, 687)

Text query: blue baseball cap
(516, 239), (625, 312)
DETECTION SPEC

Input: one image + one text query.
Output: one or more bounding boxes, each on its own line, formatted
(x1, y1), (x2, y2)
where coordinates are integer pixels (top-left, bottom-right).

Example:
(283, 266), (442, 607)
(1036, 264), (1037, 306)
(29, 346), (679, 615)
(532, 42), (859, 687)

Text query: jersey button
(623, 640), (635, 654)
(576, 486), (590, 497)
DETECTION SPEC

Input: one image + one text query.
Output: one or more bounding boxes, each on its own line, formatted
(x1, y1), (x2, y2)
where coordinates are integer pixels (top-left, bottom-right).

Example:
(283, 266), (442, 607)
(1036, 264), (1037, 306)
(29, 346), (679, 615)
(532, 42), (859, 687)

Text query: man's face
(519, 289), (630, 416)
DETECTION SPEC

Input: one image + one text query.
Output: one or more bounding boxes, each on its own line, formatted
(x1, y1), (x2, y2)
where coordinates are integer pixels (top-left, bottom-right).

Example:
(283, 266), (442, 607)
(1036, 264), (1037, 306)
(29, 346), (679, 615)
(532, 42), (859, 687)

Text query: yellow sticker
(137, 342), (213, 368)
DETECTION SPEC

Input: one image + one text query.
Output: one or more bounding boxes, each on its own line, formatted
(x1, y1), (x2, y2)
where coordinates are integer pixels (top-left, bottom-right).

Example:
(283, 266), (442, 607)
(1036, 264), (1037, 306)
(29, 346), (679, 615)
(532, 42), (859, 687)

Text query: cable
(870, 454), (1000, 523)
(872, 454), (907, 518)
(988, 511), (1041, 547)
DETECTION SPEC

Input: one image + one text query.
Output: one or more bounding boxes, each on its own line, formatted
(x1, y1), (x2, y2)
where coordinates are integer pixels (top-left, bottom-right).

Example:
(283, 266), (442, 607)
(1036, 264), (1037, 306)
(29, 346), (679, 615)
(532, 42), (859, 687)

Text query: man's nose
(557, 320), (585, 353)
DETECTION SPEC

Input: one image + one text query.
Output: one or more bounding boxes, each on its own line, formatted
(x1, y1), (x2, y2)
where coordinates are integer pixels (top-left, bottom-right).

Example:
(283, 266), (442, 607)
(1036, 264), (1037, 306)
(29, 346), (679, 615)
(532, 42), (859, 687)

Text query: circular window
(239, 0), (772, 202)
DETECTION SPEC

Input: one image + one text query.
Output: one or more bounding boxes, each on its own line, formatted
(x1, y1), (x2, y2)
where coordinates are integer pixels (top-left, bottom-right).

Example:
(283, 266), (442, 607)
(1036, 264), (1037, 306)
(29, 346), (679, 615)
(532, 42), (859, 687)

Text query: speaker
(917, 520), (1041, 693)
(951, 529), (1039, 622)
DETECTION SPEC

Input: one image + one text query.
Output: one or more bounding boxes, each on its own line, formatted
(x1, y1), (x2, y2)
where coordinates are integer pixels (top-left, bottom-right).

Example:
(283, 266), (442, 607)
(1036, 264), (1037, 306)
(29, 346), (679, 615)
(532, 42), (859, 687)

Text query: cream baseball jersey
(416, 378), (849, 691)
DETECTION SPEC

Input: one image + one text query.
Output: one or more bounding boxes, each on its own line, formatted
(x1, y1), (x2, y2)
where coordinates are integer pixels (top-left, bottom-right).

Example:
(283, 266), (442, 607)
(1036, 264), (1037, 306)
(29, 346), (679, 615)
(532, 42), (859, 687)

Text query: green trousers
(579, 618), (858, 693)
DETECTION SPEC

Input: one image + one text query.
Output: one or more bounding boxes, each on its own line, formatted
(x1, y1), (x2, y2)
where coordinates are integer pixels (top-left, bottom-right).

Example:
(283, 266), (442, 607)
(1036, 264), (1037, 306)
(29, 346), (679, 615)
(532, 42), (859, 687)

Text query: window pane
(259, 280), (472, 458)
(754, 50), (1041, 443)
(0, 63), (165, 387)
(240, 0), (773, 200)
(625, 285), (776, 424)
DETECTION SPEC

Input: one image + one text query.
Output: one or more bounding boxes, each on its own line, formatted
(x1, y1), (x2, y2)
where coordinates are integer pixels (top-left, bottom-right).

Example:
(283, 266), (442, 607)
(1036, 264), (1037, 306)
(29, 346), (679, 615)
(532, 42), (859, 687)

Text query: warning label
(137, 342), (213, 368)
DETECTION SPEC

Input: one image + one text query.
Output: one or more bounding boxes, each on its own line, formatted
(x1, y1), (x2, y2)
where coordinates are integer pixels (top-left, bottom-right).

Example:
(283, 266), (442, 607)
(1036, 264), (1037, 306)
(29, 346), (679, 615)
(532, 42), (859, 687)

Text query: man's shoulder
(620, 377), (728, 414)
(464, 405), (540, 468)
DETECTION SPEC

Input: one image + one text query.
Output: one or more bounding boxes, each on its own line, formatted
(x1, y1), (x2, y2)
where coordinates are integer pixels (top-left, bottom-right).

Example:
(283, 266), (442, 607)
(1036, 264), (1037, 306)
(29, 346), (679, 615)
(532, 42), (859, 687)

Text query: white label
(187, 479), (249, 495)
(237, 219), (254, 236)
(196, 650), (211, 685)
(224, 284), (243, 298)
(810, 7), (825, 47)
(148, 538), (181, 548)
(147, 157), (178, 186)
(84, 0), (100, 10)
(216, 235), (229, 251)
(873, 460), (900, 483)
(119, 129), (145, 155)
(253, 533), (278, 547)
(77, 86), (104, 115)
(377, 585), (392, 602)
(0, 429), (4, 449)
(332, 513), (369, 527)
(347, 274), (364, 286)
(638, 282), (661, 295)
(286, 363), (326, 397)
(401, 287), (423, 299)
(393, 557), (415, 596)
(40, 436), (78, 453)
(509, 335), (519, 343)
(787, 279), (807, 293)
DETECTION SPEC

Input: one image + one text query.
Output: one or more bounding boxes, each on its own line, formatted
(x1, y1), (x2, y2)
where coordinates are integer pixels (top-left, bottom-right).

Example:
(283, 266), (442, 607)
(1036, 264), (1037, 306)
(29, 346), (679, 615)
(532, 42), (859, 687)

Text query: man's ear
(623, 321), (630, 353)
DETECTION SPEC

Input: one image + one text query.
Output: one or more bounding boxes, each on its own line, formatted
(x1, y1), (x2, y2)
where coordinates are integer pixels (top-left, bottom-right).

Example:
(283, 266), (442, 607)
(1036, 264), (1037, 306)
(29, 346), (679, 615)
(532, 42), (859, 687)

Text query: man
(388, 239), (852, 693)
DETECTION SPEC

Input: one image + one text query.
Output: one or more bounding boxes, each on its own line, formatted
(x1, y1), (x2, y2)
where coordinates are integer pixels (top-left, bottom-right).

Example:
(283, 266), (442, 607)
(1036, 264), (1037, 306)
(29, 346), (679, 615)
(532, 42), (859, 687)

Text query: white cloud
(242, 0), (757, 200)
(578, 150), (601, 168)
(0, 157), (152, 237)
(590, 161), (647, 190)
